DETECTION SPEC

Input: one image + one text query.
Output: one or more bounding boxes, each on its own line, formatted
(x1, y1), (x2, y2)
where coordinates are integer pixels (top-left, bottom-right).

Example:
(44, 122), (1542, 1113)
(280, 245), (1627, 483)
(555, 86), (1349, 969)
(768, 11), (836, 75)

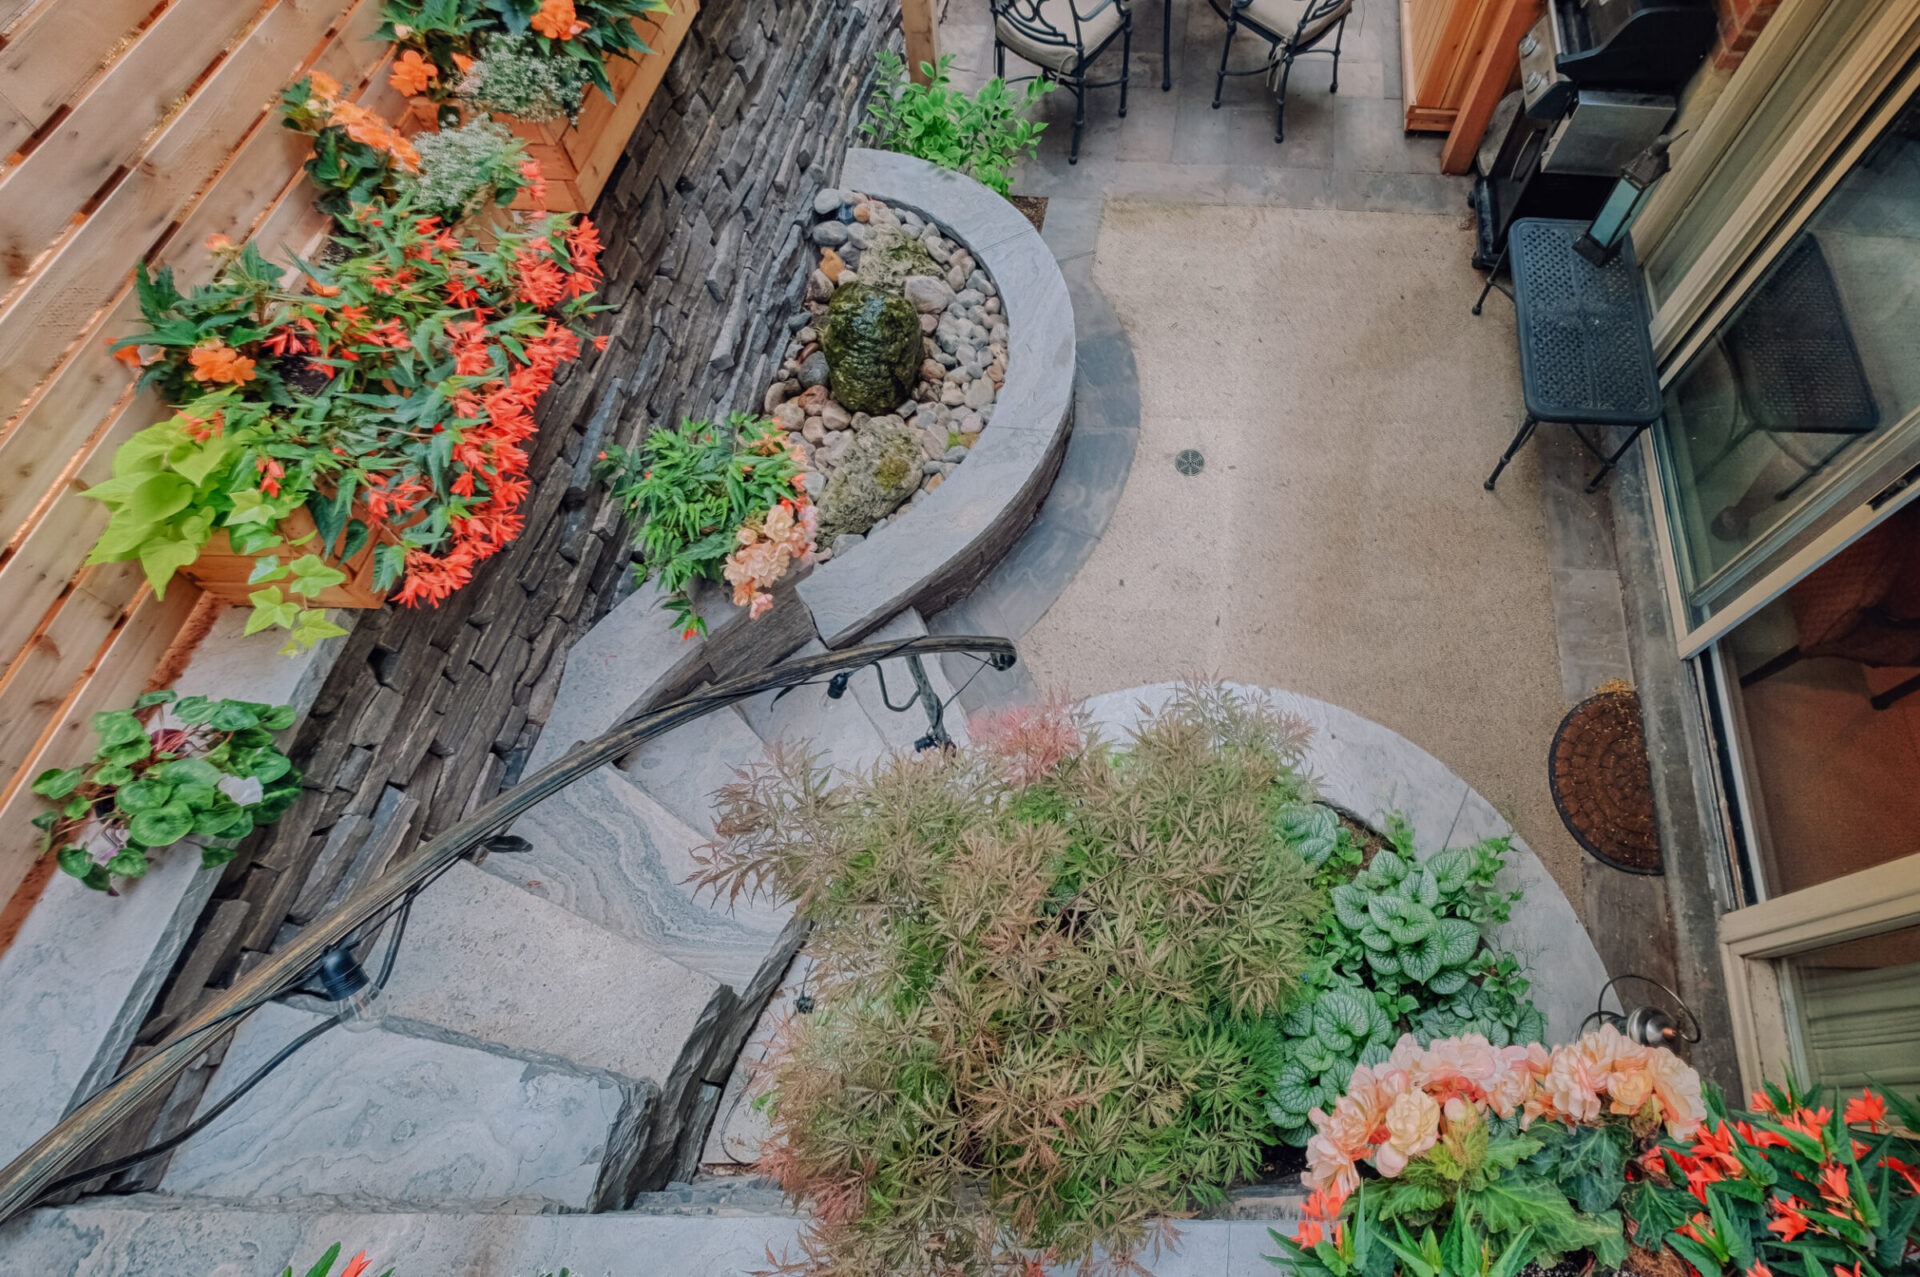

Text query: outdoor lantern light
(1574, 134), (1674, 267)
(316, 946), (383, 1033)
(1587, 974), (1700, 1051)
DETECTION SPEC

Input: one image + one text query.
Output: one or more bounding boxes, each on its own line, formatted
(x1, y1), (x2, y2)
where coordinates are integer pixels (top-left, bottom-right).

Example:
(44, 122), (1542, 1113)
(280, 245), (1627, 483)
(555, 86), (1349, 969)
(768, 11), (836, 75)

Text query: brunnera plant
(31, 690), (301, 894)
(690, 682), (1326, 1276)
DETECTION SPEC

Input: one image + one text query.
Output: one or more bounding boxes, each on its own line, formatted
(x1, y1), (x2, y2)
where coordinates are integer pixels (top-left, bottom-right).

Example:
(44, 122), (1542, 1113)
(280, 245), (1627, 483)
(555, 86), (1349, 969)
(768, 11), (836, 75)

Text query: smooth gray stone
(378, 861), (722, 1088)
(809, 221), (849, 246)
(162, 1004), (628, 1210)
(1079, 683), (1609, 1047)
(524, 579), (708, 775)
(1, 1202), (1271, 1276)
(738, 640), (890, 779)
(617, 702), (767, 838)
(811, 187), (846, 215)
(844, 610), (971, 757)
(501, 768), (790, 990)
(0, 606), (348, 1168)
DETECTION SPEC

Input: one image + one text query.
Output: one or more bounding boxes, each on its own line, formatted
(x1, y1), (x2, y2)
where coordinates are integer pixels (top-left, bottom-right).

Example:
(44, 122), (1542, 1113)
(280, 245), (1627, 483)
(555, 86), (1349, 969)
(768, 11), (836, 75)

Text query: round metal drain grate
(1174, 449), (1205, 476)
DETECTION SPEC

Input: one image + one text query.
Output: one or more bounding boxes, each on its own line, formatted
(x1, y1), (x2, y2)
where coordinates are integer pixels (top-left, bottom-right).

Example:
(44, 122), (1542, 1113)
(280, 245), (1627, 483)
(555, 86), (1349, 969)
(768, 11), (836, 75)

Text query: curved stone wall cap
(1077, 682), (1612, 1048)
(798, 150), (1076, 648)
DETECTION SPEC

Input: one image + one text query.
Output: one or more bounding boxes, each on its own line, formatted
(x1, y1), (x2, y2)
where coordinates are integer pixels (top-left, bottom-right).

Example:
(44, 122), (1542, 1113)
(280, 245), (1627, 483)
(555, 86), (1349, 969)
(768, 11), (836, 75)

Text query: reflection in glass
(1786, 922), (1920, 1092)
(1655, 96), (1920, 623)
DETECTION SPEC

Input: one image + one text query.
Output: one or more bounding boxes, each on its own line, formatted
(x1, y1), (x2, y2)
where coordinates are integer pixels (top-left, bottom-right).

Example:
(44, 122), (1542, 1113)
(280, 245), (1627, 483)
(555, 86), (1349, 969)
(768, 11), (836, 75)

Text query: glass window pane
(1654, 93), (1920, 627)
(1786, 922), (1920, 1091)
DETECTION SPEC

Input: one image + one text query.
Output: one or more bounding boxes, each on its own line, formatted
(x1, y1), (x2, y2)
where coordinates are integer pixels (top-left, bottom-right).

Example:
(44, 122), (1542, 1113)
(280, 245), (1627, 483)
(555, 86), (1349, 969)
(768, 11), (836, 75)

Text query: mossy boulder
(821, 282), (921, 415)
(818, 415), (924, 544)
(856, 227), (943, 291)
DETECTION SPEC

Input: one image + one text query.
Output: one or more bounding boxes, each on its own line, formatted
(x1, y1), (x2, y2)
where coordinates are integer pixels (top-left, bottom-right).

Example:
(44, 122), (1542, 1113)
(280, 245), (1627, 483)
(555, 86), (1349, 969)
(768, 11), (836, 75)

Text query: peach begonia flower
(531, 0), (589, 39)
(389, 49), (439, 96)
(1374, 1088), (1441, 1178)
(1645, 1041), (1705, 1137)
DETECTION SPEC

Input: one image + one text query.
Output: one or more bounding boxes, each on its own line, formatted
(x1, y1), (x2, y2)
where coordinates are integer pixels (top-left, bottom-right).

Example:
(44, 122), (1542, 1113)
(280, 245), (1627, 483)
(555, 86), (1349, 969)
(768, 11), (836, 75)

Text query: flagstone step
(843, 609), (972, 756)
(159, 1003), (641, 1213)
(4, 1199), (1285, 1275)
(616, 702), (767, 838)
(497, 766), (794, 992)
(738, 641), (892, 780)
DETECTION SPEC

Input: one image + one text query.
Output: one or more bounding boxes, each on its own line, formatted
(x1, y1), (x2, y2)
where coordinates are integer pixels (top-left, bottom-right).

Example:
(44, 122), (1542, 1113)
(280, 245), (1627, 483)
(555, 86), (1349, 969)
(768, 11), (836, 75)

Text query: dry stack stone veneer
(100, 0), (901, 1188)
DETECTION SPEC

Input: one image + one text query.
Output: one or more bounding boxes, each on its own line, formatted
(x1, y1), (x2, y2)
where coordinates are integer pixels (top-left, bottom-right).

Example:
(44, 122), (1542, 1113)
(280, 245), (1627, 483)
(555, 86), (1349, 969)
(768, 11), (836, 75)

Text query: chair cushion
(1234, 0), (1350, 47)
(997, 0), (1125, 74)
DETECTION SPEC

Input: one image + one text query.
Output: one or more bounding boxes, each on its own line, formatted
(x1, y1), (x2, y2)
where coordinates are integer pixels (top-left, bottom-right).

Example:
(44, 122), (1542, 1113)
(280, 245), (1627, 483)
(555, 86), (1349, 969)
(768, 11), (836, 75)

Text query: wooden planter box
(403, 0), (700, 213)
(181, 507), (391, 609)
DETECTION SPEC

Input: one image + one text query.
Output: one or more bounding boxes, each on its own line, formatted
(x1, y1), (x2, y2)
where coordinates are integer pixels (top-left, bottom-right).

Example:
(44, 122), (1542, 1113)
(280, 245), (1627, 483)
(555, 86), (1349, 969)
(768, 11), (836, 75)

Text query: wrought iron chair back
(1208, 0), (1352, 144)
(990, 0), (1091, 64)
(989, 0), (1134, 165)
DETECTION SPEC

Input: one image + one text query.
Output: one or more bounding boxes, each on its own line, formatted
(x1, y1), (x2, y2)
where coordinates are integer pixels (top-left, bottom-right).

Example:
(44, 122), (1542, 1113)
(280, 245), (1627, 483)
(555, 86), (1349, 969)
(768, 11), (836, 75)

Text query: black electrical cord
(31, 878), (429, 1207)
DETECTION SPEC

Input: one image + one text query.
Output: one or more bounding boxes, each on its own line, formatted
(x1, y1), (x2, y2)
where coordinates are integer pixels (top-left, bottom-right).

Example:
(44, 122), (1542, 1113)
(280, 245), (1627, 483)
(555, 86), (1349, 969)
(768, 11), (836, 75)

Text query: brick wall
(95, 0), (900, 1187)
(1712, 0), (1780, 72)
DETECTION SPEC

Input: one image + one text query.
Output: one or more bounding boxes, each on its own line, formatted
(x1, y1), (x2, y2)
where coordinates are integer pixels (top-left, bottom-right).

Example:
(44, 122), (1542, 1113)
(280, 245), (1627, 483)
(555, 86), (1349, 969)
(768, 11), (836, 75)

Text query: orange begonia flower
(453, 51), (477, 74)
(1767, 1198), (1811, 1242)
(340, 1253), (372, 1277)
(112, 344), (143, 368)
(531, 0), (588, 40)
(188, 342), (256, 385)
(389, 49), (438, 97)
(1842, 1091), (1886, 1131)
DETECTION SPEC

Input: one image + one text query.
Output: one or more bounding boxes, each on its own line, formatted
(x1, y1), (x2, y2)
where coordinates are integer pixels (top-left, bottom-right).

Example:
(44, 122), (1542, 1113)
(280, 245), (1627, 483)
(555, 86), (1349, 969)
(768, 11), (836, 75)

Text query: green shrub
(32, 690), (301, 893)
(691, 684), (1324, 1275)
(860, 51), (1048, 196)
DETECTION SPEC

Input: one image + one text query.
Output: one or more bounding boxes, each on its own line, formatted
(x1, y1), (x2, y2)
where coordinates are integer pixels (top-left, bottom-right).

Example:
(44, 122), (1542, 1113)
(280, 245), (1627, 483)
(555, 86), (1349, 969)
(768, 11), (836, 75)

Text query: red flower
(513, 250), (567, 309)
(1819, 1162), (1853, 1207)
(340, 1253), (373, 1277)
(1767, 1198), (1811, 1242)
(254, 456), (285, 497)
(1843, 1091), (1886, 1132)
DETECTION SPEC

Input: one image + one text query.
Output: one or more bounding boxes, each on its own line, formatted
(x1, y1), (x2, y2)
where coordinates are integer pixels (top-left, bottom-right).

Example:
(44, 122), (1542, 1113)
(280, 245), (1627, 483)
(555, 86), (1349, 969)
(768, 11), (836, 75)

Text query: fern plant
(860, 51), (1049, 196)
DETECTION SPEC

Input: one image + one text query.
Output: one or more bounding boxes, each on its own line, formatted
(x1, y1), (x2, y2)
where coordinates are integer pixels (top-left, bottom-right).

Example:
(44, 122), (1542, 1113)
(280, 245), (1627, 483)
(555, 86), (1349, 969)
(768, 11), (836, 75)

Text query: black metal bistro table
(1475, 218), (1663, 494)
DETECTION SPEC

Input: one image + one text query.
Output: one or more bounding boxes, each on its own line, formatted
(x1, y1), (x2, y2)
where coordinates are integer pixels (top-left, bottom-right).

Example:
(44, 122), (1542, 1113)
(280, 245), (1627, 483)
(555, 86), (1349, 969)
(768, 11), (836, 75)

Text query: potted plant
(94, 197), (607, 649)
(595, 413), (816, 637)
(31, 690), (302, 894)
(379, 0), (700, 212)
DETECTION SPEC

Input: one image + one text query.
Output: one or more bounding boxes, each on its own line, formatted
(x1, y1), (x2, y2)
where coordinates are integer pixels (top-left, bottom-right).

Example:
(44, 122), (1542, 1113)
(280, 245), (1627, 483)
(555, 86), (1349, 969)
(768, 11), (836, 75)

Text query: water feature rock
(855, 227), (942, 291)
(820, 283), (920, 415)
(817, 416), (924, 543)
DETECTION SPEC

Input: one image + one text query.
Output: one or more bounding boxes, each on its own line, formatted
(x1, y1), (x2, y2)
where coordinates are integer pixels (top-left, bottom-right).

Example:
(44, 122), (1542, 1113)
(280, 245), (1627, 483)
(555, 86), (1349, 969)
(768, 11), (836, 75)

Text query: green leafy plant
(31, 690), (301, 894)
(1266, 977), (1398, 1145)
(401, 118), (533, 221)
(96, 195), (605, 647)
(860, 51), (1049, 197)
(1326, 838), (1499, 1004)
(689, 683), (1324, 1275)
(377, 0), (673, 105)
(1626, 1080), (1920, 1277)
(280, 74), (428, 220)
(457, 30), (596, 121)
(595, 414), (813, 638)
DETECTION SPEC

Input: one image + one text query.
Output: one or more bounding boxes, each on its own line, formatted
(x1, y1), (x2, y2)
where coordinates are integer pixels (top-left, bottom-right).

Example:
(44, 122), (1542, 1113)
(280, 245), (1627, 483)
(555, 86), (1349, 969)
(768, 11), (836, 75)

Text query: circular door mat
(1549, 686), (1664, 875)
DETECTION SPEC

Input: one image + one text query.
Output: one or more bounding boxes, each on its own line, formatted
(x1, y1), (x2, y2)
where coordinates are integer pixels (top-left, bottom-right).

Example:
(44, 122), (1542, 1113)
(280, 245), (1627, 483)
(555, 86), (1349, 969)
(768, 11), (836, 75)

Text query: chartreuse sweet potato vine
(691, 683), (1325, 1276)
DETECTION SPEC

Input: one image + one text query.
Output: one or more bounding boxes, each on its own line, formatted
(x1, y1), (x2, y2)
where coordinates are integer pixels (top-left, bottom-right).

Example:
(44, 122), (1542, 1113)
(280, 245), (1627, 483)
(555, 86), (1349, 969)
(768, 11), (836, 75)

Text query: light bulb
(315, 946), (383, 1033)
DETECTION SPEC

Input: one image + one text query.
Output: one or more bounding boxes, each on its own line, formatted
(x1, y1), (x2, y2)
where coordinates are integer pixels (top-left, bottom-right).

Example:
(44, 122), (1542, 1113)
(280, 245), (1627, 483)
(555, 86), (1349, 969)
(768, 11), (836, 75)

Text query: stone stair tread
(7, 1200), (1280, 1274)
(160, 1003), (630, 1212)
(378, 860), (723, 1088)
(738, 641), (890, 778)
(845, 609), (972, 756)
(701, 953), (814, 1169)
(618, 702), (766, 838)
(499, 766), (790, 990)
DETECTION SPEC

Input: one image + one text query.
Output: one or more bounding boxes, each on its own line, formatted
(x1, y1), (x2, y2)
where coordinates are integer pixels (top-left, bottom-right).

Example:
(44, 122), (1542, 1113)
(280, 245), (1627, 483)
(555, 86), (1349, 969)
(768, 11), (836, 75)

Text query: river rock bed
(766, 189), (1007, 561)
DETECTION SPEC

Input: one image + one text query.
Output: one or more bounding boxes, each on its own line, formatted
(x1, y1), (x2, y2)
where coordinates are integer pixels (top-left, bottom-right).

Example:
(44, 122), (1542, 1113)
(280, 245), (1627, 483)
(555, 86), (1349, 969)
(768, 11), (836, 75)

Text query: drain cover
(1174, 449), (1205, 476)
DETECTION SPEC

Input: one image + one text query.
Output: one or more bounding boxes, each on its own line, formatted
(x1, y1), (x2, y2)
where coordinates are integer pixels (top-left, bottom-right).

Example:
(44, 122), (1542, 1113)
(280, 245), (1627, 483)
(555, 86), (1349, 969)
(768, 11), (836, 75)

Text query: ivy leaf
(249, 555), (287, 584)
(287, 554), (348, 599)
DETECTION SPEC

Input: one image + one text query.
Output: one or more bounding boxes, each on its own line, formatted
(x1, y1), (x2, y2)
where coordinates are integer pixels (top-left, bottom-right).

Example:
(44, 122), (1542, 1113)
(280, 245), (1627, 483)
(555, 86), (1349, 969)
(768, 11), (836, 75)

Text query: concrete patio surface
(930, 0), (1597, 901)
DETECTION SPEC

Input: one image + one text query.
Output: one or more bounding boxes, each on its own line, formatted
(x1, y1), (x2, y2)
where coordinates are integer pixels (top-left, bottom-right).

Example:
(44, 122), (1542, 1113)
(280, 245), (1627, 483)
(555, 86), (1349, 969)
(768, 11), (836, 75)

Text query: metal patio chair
(992, 0), (1133, 165)
(1208, 0), (1353, 143)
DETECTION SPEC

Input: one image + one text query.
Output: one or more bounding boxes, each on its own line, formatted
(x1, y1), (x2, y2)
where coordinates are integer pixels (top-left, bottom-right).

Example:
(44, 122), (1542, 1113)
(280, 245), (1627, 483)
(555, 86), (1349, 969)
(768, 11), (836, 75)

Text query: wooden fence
(0, 0), (417, 933)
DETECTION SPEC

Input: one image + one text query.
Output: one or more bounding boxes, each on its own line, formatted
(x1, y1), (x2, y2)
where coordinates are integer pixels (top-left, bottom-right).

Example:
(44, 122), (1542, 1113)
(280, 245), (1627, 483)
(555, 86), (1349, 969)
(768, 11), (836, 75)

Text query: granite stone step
(738, 641), (893, 780)
(844, 609), (973, 757)
(377, 860), (726, 1091)
(497, 766), (794, 992)
(617, 701), (768, 838)
(160, 1003), (641, 1212)
(4, 1200), (1282, 1275)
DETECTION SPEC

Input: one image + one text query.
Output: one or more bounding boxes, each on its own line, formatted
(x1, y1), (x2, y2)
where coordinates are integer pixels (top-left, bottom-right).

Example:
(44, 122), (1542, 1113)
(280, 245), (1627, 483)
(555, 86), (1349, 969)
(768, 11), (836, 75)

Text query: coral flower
(340, 1254), (372, 1277)
(189, 341), (256, 385)
(389, 49), (438, 96)
(1842, 1091), (1886, 1131)
(1747, 1265), (1772, 1277)
(531, 0), (589, 39)
(1767, 1197), (1811, 1242)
